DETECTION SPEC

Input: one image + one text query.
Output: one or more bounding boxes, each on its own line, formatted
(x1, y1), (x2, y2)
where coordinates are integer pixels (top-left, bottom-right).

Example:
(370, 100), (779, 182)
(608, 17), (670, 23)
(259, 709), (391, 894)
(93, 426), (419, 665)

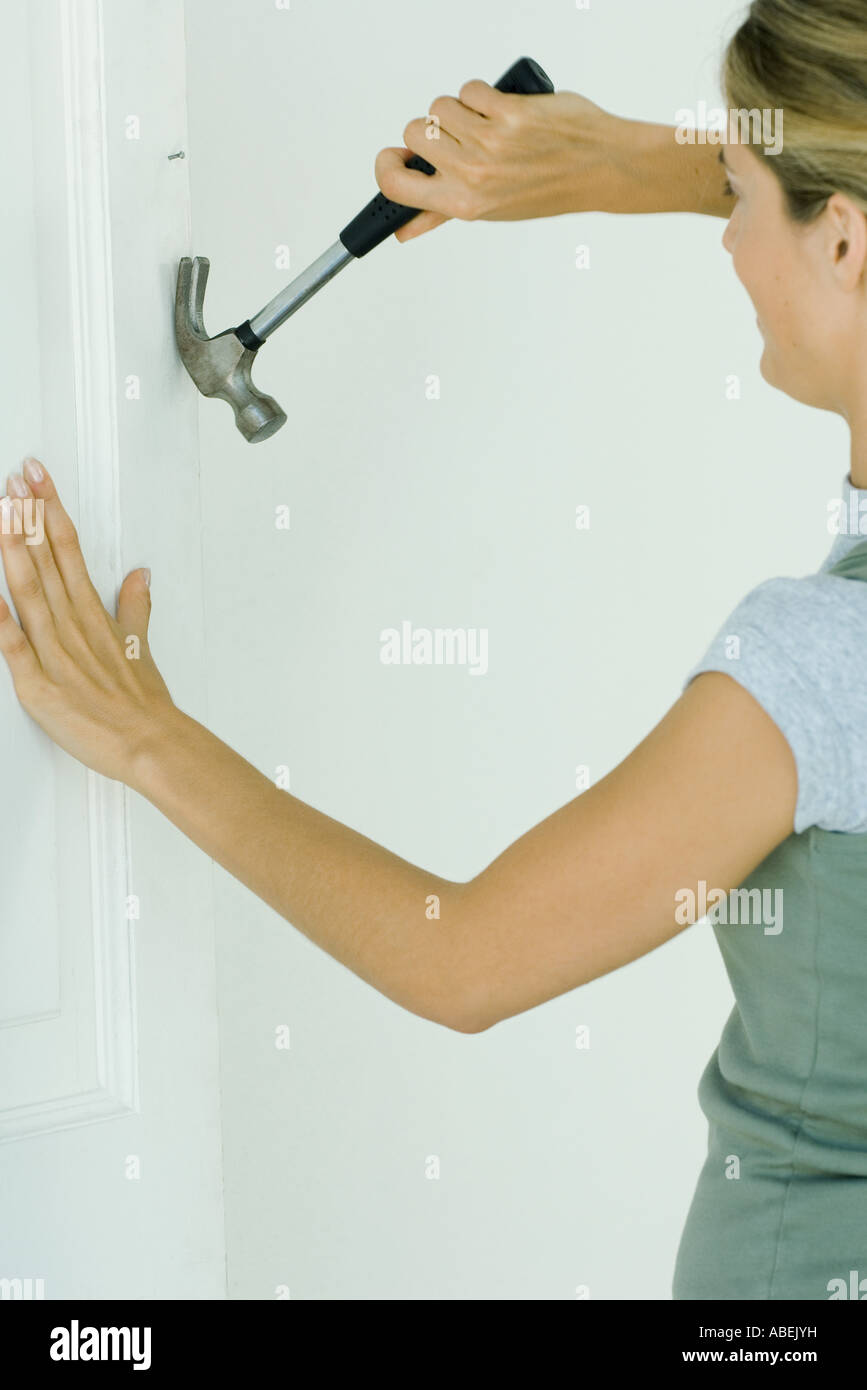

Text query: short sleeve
(681, 575), (867, 834)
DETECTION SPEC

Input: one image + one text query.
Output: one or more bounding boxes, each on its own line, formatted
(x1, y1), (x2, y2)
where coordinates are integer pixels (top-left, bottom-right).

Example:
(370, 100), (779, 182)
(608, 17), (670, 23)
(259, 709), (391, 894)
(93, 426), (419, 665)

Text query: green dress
(672, 538), (867, 1300)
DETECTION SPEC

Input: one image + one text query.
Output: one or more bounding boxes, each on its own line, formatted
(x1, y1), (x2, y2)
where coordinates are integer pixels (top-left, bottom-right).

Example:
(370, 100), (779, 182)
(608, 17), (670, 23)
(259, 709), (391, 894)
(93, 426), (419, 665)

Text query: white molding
(0, 0), (137, 1142)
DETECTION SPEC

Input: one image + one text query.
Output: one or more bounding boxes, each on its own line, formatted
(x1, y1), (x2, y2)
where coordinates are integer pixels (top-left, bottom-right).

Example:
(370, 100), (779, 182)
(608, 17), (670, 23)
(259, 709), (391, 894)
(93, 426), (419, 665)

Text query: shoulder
(683, 571), (867, 833)
(731, 568), (867, 628)
(688, 571), (867, 693)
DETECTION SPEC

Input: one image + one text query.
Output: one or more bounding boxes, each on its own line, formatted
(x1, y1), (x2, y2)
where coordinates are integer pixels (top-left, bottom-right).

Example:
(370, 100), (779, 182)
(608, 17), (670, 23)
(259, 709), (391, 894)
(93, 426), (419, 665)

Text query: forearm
(131, 708), (472, 1030)
(380, 90), (734, 238)
(598, 118), (733, 218)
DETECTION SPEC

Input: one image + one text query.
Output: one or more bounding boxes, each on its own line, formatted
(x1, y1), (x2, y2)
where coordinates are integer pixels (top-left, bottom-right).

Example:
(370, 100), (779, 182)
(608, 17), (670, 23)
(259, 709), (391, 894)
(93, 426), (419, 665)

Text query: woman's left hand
(0, 458), (176, 783)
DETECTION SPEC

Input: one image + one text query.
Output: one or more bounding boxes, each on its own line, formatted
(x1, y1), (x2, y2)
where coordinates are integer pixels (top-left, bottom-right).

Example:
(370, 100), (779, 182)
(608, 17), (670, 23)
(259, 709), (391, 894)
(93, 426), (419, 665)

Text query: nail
(142, 568), (151, 588)
(7, 473), (28, 499)
(23, 458), (45, 484)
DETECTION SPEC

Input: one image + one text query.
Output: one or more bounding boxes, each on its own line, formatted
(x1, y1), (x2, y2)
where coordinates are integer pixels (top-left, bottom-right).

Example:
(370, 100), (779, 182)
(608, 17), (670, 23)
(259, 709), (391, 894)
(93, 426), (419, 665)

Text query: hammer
(175, 57), (554, 443)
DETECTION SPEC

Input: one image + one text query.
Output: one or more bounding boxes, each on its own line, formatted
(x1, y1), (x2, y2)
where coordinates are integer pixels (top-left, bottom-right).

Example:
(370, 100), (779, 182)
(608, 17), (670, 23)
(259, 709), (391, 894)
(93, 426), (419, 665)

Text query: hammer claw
(187, 255), (210, 338)
(175, 255), (210, 346)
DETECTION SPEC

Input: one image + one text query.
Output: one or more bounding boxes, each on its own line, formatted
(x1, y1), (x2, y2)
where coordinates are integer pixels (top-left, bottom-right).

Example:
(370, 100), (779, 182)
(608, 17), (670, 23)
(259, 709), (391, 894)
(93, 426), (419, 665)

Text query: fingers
(4, 466), (122, 683)
(20, 458), (107, 622)
(457, 79), (506, 119)
(427, 93), (486, 140)
(0, 593), (42, 690)
(0, 495), (64, 665)
(378, 79), (519, 229)
(116, 567), (172, 701)
(6, 472), (73, 621)
(402, 115), (462, 170)
(394, 209), (449, 243)
(116, 569), (152, 641)
(375, 148), (453, 218)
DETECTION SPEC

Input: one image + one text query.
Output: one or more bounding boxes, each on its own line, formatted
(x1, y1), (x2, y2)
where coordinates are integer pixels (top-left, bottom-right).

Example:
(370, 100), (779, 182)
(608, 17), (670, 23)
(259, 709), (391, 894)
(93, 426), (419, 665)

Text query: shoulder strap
(827, 538), (867, 582)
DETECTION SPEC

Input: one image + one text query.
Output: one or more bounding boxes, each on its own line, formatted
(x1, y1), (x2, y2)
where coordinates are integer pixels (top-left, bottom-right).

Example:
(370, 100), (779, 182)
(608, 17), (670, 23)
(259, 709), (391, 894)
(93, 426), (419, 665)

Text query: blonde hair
(723, 0), (867, 222)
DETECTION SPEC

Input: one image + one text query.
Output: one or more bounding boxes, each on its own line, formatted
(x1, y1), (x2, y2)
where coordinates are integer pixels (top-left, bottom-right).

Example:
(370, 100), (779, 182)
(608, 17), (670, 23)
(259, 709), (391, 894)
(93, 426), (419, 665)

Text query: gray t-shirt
(682, 473), (867, 834)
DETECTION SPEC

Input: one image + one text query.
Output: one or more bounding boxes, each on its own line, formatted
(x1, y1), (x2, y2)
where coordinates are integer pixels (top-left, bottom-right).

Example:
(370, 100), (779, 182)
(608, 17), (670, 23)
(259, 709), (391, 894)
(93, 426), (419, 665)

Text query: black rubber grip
(338, 56), (554, 260)
(235, 318), (264, 351)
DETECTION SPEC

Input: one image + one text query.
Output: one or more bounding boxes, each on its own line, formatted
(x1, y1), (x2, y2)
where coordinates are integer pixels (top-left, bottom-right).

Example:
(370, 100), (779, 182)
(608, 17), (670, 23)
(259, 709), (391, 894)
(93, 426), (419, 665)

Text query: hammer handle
(238, 57), (555, 347)
(338, 56), (554, 260)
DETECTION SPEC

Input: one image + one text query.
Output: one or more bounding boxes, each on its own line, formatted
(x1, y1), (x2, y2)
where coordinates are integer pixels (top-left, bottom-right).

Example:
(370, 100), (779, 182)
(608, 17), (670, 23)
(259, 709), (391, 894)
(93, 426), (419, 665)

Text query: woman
(2, 0), (866, 1299)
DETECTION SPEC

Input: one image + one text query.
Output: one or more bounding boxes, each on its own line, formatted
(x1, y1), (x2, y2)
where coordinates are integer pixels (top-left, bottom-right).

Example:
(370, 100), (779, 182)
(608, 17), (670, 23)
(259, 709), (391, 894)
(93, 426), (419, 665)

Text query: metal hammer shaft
(243, 241), (353, 344)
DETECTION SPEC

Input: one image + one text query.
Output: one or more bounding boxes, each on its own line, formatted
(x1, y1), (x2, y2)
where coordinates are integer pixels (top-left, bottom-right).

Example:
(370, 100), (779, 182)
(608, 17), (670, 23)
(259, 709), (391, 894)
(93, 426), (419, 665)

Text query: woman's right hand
(374, 85), (631, 241)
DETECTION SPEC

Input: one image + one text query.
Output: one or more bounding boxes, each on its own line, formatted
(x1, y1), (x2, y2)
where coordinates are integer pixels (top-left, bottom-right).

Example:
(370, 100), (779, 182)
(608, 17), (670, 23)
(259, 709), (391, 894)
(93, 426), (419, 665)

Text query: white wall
(184, 0), (846, 1298)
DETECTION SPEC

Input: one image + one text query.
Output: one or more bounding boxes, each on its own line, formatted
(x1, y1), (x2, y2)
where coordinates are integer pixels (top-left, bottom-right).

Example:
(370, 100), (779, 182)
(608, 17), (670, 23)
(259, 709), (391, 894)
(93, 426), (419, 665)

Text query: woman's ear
(825, 193), (867, 284)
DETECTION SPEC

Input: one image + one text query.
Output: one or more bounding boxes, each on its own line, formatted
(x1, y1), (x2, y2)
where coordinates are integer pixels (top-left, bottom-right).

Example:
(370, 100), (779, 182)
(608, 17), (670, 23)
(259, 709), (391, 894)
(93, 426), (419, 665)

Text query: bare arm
(131, 664), (796, 1034)
(0, 465), (795, 1035)
(374, 86), (734, 241)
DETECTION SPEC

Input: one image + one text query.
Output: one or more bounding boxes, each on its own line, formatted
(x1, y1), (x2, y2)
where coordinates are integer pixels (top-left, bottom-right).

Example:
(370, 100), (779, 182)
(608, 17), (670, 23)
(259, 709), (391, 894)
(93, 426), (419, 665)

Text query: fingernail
(142, 568), (151, 589)
(23, 458), (45, 484)
(7, 473), (28, 498)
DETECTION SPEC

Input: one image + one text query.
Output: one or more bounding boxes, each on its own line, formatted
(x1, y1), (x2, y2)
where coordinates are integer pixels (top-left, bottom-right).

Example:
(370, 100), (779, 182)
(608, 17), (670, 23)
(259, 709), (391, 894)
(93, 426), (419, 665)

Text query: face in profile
(720, 138), (867, 419)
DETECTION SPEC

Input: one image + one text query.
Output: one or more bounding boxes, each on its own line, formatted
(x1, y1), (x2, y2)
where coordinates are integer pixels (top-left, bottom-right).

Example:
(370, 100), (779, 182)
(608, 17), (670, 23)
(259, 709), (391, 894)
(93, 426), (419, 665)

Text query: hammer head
(174, 256), (287, 443)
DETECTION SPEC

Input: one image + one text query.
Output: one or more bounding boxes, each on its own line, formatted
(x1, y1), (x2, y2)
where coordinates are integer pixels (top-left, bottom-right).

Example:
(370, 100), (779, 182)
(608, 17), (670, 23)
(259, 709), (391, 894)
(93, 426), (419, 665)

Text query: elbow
(453, 993), (504, 1033)
(403, 879), (501, 1034)
(411, 998), (492, 1035)
(435, 983), (500, 1036)
(449, 1010), (493, 1035)
(442, 883), (501, 1033)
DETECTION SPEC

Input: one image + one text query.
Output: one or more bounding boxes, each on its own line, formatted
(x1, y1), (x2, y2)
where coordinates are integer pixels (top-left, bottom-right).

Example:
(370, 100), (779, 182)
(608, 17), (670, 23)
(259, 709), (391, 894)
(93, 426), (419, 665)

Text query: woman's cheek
(732, 237), (763, 311)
